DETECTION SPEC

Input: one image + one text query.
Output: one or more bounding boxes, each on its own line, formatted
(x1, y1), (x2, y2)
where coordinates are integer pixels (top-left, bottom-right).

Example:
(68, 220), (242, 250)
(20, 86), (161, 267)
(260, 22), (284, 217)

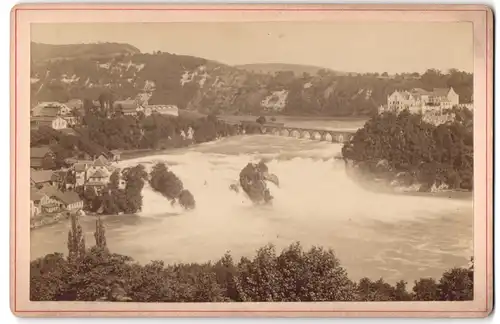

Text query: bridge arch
(280, 129), (289, 137)
(301, 130), (311, 139)
(290, 129), (301, 138)
(311, 131), (322, 140)
(323, 132), (333, 142)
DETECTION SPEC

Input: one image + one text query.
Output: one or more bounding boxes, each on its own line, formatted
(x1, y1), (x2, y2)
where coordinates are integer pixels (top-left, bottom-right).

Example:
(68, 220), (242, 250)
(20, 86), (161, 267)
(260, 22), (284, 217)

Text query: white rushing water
(31, 135), (473, 283)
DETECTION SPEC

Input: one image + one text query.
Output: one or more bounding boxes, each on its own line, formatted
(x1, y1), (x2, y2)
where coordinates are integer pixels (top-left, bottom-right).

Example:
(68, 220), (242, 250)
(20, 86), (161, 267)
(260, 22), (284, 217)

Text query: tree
(94, 217), (107, 251)
(256, 116), (267, 125)
(437, 268), (473, 301)
(30, 216), (474, 303)
(98, 91), (114, 112)
(149, 162), (184, 201)
(82, 186), (98, 211)
(123, 165), (148, 213)
(108, 170), (120, 190)
(41, 154), (57, 170)
(67, 214), (86, 261)
(413, 278), (439, 300)
(381, 72), (388, 77)
(178, 189), (196, 210)
(342, 110), (473, 191)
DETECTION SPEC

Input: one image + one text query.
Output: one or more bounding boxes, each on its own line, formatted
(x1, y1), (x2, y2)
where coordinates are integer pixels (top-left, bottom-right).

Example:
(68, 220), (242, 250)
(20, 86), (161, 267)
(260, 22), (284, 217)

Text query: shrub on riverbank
(30, 216), (473, 302)
(342, 108), (473, 191)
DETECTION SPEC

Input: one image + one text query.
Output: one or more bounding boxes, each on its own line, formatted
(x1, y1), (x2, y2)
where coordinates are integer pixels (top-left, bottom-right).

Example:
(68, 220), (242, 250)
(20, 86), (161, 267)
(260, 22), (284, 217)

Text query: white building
(381, 87), (460, 115)
(30, 115), (68, 130)
(71, 155), (115, 188)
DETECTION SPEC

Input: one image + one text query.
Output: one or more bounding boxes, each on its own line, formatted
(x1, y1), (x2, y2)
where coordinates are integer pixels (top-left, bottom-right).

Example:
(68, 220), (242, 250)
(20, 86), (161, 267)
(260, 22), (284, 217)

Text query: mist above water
(31, 135), (473, 283)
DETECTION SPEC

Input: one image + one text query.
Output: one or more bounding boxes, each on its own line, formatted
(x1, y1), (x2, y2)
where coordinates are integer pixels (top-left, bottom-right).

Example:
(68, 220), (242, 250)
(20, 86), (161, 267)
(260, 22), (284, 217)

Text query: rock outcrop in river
(238, 161), (279, 205)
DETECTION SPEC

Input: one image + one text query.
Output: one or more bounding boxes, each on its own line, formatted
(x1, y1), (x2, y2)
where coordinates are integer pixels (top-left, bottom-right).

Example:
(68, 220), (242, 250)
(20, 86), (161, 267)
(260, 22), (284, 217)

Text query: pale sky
(31, 22), (473, 74)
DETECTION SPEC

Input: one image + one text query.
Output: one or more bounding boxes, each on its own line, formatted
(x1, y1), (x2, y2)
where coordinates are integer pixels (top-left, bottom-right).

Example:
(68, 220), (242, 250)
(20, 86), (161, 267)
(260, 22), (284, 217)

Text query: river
(30, 135), (473, 285)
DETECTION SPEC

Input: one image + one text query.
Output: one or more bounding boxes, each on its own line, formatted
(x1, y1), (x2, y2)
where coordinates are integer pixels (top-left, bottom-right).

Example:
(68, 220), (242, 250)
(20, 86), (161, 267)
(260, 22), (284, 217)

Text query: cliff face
(30, 43), (473, 117)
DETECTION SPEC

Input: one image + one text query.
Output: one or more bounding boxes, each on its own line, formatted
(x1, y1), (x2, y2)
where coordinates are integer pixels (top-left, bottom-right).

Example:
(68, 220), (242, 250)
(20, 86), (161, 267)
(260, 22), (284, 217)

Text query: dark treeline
(342, 107), (473, 191)
(30, 216), (473, 302)
(82, 100), (241, 150)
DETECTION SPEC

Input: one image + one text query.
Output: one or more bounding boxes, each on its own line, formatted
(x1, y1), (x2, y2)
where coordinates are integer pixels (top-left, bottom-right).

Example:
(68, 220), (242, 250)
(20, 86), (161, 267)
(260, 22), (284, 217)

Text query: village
(29, 87), (474, 229)
(29, 97), (183, 228)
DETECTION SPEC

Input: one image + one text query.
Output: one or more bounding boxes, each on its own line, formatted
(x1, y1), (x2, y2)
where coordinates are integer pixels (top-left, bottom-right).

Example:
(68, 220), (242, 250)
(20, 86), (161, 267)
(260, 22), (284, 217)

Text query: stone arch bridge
(257, 124), (355, 143)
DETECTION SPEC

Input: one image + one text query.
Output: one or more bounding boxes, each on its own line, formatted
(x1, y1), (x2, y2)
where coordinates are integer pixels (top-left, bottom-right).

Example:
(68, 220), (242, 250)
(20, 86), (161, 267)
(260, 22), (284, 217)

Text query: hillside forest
(31, 42), (473, 117)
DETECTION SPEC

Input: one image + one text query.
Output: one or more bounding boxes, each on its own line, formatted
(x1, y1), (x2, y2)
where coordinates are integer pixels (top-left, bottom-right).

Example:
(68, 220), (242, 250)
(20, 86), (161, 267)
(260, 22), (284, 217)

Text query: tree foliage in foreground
(30, 217), (473, 302)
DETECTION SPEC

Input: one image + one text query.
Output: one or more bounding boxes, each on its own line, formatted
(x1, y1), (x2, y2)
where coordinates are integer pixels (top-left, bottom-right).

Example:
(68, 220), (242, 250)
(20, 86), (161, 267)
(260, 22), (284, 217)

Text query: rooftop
(113, 100), (138, 111)
(31, 170), (54, 184)
(37, 185), (82, 206)
(433, 88), (451, 97)
(31, 146), (53, 158)
(89, 169), (107, 178)
(57, 190), (82, 205)
(93, 155), (110, 167)
(30, 188), (45, 201)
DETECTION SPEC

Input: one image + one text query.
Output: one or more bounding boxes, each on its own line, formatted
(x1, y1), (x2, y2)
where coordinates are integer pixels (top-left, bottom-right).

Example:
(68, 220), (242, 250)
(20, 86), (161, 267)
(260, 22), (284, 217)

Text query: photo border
(11, 3), (494, 318)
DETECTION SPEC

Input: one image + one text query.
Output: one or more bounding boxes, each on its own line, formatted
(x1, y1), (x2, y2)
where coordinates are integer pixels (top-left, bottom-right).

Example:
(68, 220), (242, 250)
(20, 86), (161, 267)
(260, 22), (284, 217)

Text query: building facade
(381, 87), (460, 115)
(30, 116), (68, 130)
(70, 155), (115, 188)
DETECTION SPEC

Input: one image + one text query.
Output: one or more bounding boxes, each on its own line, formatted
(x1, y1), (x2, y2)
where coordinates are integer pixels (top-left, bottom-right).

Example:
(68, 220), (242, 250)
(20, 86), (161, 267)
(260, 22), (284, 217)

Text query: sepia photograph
(12, 4), (493, 318)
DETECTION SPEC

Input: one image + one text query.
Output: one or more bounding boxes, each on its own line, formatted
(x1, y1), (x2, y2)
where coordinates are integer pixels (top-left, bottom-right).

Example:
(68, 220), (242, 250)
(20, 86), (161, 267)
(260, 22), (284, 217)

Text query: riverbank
(30, 212), (69, 230)
(345, 161), (473, 201)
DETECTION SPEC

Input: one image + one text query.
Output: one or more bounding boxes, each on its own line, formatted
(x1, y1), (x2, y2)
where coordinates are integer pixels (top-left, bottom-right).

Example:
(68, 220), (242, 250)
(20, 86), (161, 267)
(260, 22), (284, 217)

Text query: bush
(256, 116), (267, 124)
(178, 189), (196, 210)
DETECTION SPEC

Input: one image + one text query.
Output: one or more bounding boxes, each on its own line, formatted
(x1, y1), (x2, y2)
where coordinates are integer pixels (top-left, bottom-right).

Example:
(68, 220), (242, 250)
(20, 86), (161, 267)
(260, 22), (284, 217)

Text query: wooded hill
(31, 42), (473, 117)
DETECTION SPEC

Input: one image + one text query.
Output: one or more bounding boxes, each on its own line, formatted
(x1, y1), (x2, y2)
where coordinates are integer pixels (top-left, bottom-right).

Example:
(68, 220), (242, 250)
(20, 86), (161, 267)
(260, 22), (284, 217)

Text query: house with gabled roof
(30, 188), (46, 218)
(31, 146), (55, 169)
(30, 169), (55, 188)
(70, 154), (115, 188)
(65, 99), (83, 112)
(56, 191), (84, 212)
(32, 102), (71, 117)
(35, 185), (63, 214)
(86, 169), (109, 188)
(113, 99), (140, 116)
(31, 115), (68, 130)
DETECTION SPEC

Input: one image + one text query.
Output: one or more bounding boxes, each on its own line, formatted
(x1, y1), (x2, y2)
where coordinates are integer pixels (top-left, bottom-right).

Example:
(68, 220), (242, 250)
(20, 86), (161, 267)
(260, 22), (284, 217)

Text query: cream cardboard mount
(11, 3), (493, 318)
